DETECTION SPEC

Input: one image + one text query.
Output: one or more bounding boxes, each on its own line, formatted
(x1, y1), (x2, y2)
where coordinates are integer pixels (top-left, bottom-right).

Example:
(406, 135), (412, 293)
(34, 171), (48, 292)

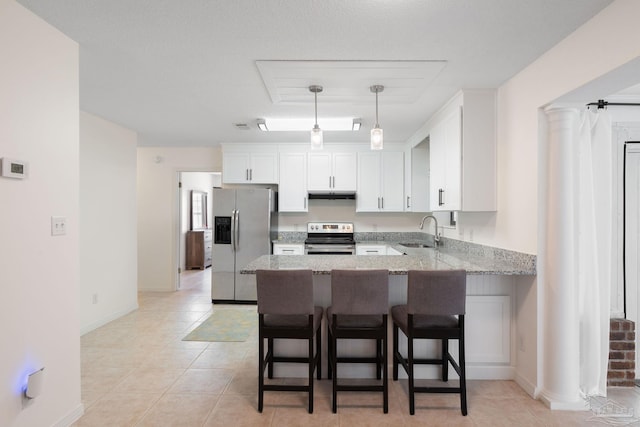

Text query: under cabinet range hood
(307, 192), (356, 200)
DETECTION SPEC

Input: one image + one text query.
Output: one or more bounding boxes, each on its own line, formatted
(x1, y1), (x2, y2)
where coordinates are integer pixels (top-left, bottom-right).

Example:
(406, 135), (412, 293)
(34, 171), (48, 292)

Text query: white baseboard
(466, 365), (515, 380)
(515, 372), (538, 398)
(538, 390), (590, 411)
(54, 403), (84, 427)
(80, 302), (139, 335)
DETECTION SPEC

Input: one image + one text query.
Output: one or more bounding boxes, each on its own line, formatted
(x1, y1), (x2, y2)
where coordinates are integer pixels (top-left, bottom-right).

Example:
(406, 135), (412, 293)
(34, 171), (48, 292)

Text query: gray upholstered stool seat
(256, 269), (322, 414)
(390, 306), (458, 330)
(263, 307), (323, 329)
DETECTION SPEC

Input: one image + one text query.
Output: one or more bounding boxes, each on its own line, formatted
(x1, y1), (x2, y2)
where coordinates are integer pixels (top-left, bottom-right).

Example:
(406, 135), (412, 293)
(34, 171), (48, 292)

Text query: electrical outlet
(469, 229), (474, 242)
(518, 335), (525, 351)
(51, 216), (67, 236)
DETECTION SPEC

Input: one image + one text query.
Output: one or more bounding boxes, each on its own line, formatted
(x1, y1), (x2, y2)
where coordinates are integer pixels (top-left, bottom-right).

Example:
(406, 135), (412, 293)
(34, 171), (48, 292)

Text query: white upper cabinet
(428, 89), (496, 212)
(429, 107), (462, 210)
(278, 152), (308, 212)
(405, 141), (430, 212)
(222, 150), (278, 184)
(307, 152), (357, 193)
(356, 151), (404, 212)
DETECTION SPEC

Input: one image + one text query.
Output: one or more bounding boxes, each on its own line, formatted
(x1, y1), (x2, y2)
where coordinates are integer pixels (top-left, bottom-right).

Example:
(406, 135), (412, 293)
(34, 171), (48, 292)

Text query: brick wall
(608, 319), (636, 387)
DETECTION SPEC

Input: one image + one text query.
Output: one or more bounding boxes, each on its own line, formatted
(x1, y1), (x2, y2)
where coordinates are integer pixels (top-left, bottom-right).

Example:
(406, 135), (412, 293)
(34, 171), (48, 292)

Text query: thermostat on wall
(1, 157), (28, 179)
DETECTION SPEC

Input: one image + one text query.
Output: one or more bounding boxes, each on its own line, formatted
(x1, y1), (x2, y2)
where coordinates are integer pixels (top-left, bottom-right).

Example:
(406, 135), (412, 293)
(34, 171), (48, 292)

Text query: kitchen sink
(399, 242), (433, 248)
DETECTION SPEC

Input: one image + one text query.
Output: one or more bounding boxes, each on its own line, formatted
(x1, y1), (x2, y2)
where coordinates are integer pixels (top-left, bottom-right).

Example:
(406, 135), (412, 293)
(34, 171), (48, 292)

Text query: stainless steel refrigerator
(211, 188), (276, 303)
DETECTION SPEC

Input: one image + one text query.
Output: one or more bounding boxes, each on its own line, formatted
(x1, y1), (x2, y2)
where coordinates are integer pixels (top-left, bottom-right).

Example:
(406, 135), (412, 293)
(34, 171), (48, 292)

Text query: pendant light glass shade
(310, 124), (323, 150)
(370, 85), (384, 150)
(370, 127), (383, 150)
(309, 85), (323, 150)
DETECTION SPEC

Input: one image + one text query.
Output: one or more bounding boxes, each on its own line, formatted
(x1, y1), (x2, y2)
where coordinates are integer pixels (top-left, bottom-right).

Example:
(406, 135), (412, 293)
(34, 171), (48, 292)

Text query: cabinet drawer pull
(438, 189), (444, 206)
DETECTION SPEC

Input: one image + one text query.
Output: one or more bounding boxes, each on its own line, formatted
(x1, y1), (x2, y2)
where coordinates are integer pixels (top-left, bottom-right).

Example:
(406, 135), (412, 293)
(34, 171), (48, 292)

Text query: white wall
(0, 1), (82, 425)
(137, 147), (220, 291)
(493, 0), (640, 397)
(79, 112), (138, 334)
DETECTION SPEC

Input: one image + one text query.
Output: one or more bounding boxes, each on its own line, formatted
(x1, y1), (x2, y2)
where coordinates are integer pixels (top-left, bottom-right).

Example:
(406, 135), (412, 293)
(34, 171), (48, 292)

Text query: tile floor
(74, 269), (640, 426)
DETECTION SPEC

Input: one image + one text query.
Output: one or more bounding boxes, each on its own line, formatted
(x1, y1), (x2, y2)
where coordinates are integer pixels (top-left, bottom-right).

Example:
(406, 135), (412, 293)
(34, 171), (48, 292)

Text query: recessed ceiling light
(260, 118), (355, 131)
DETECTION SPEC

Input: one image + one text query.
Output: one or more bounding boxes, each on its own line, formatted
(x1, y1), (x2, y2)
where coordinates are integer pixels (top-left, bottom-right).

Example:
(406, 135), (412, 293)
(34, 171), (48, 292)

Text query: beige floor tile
(113, 367), (185, 393)
(167, 368), (233, 394)
(226, 375), (259, 396)
(81, 365), (135, 393)
(191, 345), (251, 369)
(72, 392), (162, 427)
(137, 393), (220, 427)
(143, 347), (205, 369)
(203, 394), (275, 427)
(467, 396), (545, 427)
(272, 406), (339, 426)
(74, 273), (640, 426)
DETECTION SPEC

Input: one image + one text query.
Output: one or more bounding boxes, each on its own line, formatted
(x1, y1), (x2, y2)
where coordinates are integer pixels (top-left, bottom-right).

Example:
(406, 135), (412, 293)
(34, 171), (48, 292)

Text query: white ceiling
(17, 0), (614, 146)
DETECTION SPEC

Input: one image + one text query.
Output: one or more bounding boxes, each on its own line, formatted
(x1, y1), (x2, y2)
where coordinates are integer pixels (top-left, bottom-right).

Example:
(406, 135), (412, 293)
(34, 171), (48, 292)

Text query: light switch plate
(51, 216), (66, 236)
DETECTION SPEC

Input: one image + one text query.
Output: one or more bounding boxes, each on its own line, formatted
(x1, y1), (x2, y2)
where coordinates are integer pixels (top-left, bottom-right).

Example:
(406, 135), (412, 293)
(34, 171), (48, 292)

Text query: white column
(540, 106), (584, 409)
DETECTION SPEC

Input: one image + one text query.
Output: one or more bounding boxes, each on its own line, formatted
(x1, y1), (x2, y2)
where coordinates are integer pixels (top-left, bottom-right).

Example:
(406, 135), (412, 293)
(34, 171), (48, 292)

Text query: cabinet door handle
(304, 197), (307, 209)
(249, 168), (252, 181)
(438, 189), (444, 206)
(407, 196), (411, 208)
(329, 176), (332, 188)
(377, 197), (380, 209)
(381, 197), (384, 209)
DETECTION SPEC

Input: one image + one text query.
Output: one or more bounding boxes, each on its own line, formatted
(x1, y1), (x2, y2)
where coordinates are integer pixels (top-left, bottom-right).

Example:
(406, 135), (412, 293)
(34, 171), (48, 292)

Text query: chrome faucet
(419, 215), (440, 247)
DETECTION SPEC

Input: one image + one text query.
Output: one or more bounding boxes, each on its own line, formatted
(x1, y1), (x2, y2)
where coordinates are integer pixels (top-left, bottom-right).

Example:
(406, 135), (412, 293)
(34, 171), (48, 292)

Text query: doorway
(624, 143), (640, 375)
(176, 171), (221, 290)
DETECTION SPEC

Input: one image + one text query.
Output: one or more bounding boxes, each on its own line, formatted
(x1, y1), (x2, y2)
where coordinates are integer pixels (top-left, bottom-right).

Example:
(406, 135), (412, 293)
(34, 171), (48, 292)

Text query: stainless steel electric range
(304, 222), (355, 255)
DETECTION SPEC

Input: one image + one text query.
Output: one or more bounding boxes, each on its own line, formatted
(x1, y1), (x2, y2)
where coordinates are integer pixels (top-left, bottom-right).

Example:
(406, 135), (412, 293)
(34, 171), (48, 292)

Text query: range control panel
(307, 222), (354, 234)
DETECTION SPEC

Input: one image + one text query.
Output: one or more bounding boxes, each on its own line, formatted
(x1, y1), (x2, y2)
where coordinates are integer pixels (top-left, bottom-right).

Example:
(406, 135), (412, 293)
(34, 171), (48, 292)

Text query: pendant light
(309, 85), (323, 150)
(370, 85), (384, 150)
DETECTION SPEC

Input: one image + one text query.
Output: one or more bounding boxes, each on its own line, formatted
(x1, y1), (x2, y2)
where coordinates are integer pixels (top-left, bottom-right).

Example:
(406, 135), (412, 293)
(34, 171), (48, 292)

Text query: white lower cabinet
(356, 244), (387, 255)
(273, 243), (304, 255)
(386, 247), (403, 256)
(355, 245), (403, 255)
(465, 295), (511, 363)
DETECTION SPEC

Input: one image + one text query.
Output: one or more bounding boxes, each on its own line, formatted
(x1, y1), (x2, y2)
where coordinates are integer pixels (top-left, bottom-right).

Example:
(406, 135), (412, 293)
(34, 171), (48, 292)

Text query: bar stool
(256, 269), (322, 413)
(327, 269), (389, 413)
(391, 270), (467, 415)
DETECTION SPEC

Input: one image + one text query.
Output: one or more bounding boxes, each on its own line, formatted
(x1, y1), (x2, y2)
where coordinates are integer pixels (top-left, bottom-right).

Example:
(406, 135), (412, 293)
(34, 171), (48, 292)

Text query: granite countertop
(243, 243), (536, 276)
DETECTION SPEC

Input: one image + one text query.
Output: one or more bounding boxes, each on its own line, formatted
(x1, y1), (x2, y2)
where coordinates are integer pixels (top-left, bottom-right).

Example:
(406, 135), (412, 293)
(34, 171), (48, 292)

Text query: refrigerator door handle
(231, 209), (237, 251)
(234, 209), (240, 251)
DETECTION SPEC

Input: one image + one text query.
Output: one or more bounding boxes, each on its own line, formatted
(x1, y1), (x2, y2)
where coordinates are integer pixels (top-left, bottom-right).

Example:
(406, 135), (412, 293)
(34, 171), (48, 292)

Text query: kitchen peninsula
(241, 241), (536, 382)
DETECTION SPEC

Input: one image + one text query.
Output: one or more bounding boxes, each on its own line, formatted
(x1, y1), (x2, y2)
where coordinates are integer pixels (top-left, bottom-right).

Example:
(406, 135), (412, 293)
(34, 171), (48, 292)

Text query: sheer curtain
(577, 108), (612, 397)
